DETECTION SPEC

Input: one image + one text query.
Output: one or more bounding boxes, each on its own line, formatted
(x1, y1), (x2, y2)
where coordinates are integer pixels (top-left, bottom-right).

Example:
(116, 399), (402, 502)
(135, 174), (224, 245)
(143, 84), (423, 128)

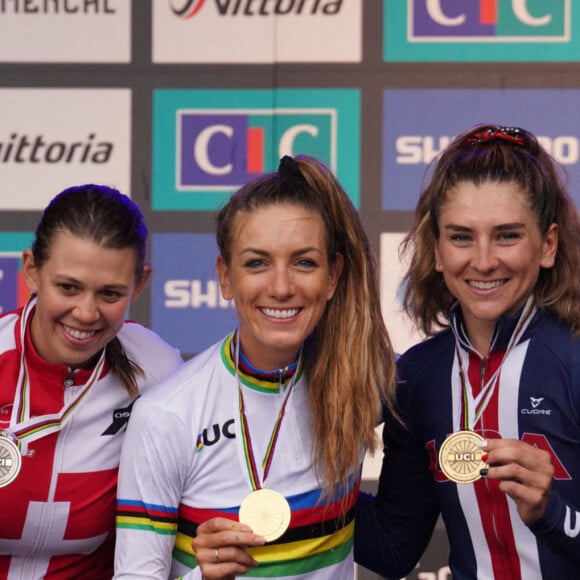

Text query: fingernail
(477, 440), (488, 448)
(481, 453), (488, 462)
(480, 468), (488, 477)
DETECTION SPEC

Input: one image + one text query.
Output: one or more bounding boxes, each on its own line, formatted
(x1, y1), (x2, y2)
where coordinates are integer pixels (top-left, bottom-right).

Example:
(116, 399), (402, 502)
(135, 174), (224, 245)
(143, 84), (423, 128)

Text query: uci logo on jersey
(409, 0), (569, 42)
(195, 418), (235, 452)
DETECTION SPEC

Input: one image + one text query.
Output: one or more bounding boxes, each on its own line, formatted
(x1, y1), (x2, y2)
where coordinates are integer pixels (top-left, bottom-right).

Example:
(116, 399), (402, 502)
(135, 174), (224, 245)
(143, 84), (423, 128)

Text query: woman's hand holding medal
(478, 438), (555, 525)
(192, 517), (265, 580)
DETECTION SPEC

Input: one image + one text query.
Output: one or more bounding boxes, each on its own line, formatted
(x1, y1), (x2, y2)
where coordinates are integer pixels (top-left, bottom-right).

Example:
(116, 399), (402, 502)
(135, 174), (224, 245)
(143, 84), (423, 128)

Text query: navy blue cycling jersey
(355, 307), (580, 580)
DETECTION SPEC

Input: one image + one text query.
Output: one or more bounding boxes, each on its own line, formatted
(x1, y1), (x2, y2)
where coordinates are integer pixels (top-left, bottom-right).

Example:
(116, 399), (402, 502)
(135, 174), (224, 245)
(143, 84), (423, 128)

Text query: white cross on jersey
(0, 501), (107, 578)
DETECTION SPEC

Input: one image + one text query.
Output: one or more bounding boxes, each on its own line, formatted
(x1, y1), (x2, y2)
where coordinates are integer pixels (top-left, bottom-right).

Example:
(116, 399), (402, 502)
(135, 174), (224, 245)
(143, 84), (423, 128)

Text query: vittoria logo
(0, 133), (112, 164)
(156, 1), (360, 63)
(170, 0), (344, 18)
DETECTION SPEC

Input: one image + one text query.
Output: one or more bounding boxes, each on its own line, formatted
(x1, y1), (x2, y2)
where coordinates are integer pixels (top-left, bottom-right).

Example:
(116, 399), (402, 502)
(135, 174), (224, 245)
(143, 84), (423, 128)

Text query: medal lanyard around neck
(235, 332), (302, 492)
(452, 296), (536, 430)
(7, 296), (106, 452)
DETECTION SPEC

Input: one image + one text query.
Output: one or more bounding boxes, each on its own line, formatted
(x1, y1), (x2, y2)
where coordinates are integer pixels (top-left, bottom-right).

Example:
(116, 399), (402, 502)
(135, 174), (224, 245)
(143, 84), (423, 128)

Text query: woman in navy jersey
(355, 124), (580, 579)
(0, 184), (182, 579)
(114, 155), (397, 579)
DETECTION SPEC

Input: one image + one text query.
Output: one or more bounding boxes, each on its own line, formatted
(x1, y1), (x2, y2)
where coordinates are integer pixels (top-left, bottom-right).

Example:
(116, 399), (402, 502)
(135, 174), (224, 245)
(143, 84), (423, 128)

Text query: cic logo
(152, 89), (360, 210)
(410, 0), (569, 40)
(177, 109), (336, 191)
(385, 1), (576, 62)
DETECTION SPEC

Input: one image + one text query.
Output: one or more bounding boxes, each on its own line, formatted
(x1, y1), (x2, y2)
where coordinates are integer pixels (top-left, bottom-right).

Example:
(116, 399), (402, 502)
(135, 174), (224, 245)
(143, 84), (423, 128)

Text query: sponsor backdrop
(1, 1), (578, 578)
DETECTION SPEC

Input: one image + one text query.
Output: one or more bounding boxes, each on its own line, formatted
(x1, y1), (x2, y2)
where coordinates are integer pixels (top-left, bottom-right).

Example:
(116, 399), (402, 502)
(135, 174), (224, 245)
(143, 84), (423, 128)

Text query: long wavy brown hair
(217, 155), (397, 494)
(401, 123), (580, 336)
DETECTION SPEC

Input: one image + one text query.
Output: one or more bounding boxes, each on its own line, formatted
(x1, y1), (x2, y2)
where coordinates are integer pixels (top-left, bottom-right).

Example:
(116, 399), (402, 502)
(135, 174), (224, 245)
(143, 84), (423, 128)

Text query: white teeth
(261, 308), (299, 319)
(64, 325), (96, 340)
(469, 280), (504, 290)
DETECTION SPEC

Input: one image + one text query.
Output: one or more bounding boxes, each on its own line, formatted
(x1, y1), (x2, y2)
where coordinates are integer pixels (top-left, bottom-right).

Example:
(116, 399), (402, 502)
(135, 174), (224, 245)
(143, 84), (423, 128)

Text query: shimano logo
(396, 135), (579, 165)
(164, 279), (235, 309)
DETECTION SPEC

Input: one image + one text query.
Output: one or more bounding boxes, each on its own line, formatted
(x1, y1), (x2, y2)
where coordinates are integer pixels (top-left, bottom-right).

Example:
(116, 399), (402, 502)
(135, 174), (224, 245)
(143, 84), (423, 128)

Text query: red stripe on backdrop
(480, 0), (497, 25)
(247, 128), (264, 174)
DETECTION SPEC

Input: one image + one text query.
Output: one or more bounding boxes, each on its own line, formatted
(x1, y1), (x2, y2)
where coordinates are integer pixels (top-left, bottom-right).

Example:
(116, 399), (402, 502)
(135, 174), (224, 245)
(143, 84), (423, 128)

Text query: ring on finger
(215, 548), (221, 563)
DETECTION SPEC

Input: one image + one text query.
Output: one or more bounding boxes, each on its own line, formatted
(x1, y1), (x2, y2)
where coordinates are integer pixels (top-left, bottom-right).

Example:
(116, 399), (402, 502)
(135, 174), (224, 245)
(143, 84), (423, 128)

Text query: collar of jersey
(220, 332), (304, 394)
(449, 297), (538, 353)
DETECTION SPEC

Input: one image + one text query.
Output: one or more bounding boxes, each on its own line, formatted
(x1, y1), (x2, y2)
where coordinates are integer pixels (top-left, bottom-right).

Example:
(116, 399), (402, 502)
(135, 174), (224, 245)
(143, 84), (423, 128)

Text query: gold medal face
(0, 436), (22, 488)
(438, 431), (487, 484)
(239, 489), (291, 542)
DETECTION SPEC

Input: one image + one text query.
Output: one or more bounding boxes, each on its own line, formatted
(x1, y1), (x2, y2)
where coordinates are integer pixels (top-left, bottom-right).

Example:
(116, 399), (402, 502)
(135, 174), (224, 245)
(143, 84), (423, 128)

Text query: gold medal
(0, 435), (22, 488)
(438, 430), (487, 484)
(239, 488), (291, 542)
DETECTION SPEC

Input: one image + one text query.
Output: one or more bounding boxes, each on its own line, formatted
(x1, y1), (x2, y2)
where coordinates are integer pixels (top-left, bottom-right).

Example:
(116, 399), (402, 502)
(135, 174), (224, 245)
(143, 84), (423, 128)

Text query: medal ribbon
(7, 295), (106, 449)
(235, 333), (302, 491)
(452, 296), (536, 430)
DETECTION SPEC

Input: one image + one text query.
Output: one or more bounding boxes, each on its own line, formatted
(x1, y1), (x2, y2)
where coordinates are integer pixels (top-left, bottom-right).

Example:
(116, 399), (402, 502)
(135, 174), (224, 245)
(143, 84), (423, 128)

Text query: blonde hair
(217, 155), (397, 493)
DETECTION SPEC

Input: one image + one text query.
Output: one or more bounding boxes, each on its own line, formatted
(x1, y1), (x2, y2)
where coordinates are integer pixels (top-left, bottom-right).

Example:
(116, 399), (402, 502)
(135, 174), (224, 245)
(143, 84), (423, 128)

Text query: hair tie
(278, 155), (306, 183)
(466, 126), (527, 147)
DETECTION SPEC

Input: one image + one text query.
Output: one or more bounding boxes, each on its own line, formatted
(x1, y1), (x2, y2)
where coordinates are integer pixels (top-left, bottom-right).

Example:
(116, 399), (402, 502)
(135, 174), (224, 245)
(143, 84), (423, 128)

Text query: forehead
(440, 181), (533, 220)
(44, 230), (138, 269)
(230, 203), (327, 243)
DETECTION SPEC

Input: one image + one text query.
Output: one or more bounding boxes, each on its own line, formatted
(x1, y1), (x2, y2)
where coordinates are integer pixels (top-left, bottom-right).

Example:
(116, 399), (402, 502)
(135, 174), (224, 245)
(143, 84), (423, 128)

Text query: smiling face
(434, 180), (558, 353)
(217, 203), (342, 371)
(23, 229), (148, 368)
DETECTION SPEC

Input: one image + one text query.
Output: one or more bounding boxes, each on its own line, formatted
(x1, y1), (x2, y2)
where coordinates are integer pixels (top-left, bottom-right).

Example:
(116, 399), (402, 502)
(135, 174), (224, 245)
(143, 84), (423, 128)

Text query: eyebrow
(53, 275), (129, 290)
(443, 222), (526, 232)
(239, 247), (323, 257)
